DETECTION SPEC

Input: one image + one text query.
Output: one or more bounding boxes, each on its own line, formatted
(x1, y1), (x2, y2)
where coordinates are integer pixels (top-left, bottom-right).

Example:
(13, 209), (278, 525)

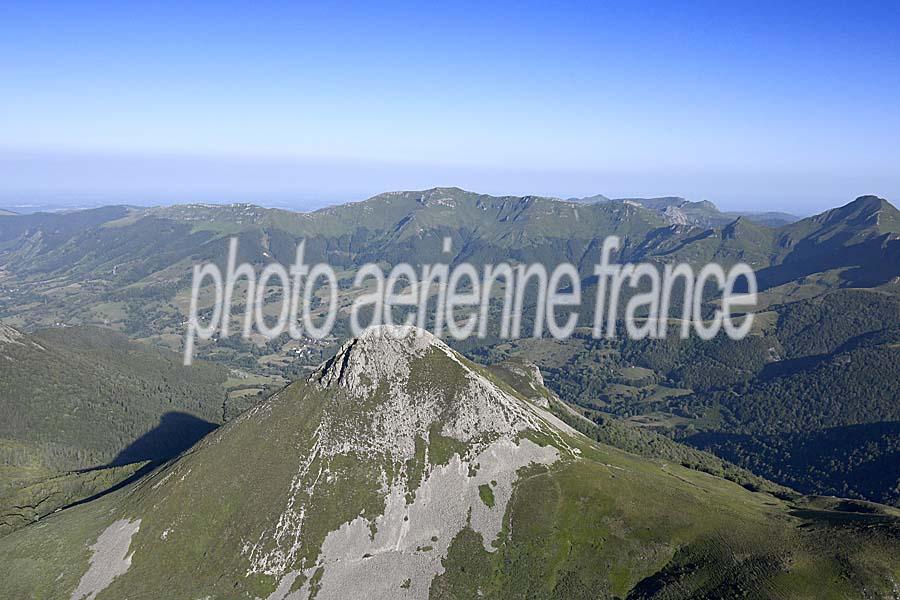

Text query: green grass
(619, 366), (655, 380)
(431, 451), (900, 599)
(478, 484), (495, 508)
(0, 462), (145, 536)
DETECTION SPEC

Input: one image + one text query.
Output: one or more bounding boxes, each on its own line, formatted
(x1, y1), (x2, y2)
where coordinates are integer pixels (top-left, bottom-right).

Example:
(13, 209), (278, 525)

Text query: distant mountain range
(1, 188), (895, 293)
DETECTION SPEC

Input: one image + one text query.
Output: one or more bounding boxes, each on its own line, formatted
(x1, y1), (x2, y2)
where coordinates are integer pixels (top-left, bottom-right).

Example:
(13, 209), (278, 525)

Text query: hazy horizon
(1, 149), (896, 216)
(2, 2), (899, 215)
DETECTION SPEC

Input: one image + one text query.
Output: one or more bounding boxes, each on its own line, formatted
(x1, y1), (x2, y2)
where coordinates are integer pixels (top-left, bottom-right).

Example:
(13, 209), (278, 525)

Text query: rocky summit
(1, 326), (899, 599)
(245, 326), (576, 596)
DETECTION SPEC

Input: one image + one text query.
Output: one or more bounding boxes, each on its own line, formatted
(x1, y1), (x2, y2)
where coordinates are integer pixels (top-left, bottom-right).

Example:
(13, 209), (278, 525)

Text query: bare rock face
(69, 519), (141, 600)
(308, 325), (437, 395)
(663, 205), (690, 226)
(305, 326), (553, 459)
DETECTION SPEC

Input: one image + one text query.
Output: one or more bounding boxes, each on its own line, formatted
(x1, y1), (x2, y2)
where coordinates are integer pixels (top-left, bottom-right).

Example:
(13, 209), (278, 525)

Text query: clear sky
(1, 1), (898, 213)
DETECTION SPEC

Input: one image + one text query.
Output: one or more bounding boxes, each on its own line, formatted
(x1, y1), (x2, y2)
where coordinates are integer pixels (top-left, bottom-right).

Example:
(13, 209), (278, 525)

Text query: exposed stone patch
(290, 439), (558, 600)
(308, 325), (434, 398)
(70, 518), (141, 600)
(263, 570), (303, 600)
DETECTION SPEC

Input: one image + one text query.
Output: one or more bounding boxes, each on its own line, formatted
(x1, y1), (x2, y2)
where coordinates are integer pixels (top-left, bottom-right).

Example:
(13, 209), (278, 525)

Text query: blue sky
(1, 1), (898, 213)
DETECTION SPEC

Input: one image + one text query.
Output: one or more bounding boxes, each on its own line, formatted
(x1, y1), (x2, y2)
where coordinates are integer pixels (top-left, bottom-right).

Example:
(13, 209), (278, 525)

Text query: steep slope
(487, 356), (792, 497)
(1, 327), (898, 599)
(777, 195), (900, 244)
(758, 195), (900, 288)
(636, 215), (776, 270)
(2, 190), (899, 513)
(0, 462), (147, 537)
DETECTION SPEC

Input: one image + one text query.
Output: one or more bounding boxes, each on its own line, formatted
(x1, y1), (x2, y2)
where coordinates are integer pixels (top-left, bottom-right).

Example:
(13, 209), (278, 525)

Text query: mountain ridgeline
(0, 190), (896, 303)
(1, 189), (897, 367)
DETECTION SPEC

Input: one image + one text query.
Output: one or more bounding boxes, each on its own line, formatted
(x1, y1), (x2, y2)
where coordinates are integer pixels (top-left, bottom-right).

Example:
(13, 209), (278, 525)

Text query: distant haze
(1, 3), (899, 214)
(1, 149), (897, 216)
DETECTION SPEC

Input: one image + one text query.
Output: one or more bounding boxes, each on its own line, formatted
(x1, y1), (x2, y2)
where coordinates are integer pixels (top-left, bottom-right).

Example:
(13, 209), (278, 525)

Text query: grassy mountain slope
(510, 289), (900, 505)
(757, 195), (900, 288)
(1, 190), (895, 338)
(0, 325), (228, 475)
(0, 462), (146, 536)
(0, 188), (668, 345)
(576, 195), (799, 228)
(635, 215), (776, 270)
(1, 327), (899, 599)
(486, 357), (792, 498)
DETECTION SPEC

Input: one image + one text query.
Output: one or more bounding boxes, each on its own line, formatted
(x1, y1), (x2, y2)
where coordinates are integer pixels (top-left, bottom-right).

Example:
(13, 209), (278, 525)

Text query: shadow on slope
(110, 411), (218, 466)
(52, 412), (220, 516)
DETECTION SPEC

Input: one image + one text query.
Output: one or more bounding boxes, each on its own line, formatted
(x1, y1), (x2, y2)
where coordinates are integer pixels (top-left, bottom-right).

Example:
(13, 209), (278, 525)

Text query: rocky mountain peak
(237, 325), (573, 592)
(308, 326), (438, 388)
(304, 326), (566, 464)
(848, 194), (890, 211)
